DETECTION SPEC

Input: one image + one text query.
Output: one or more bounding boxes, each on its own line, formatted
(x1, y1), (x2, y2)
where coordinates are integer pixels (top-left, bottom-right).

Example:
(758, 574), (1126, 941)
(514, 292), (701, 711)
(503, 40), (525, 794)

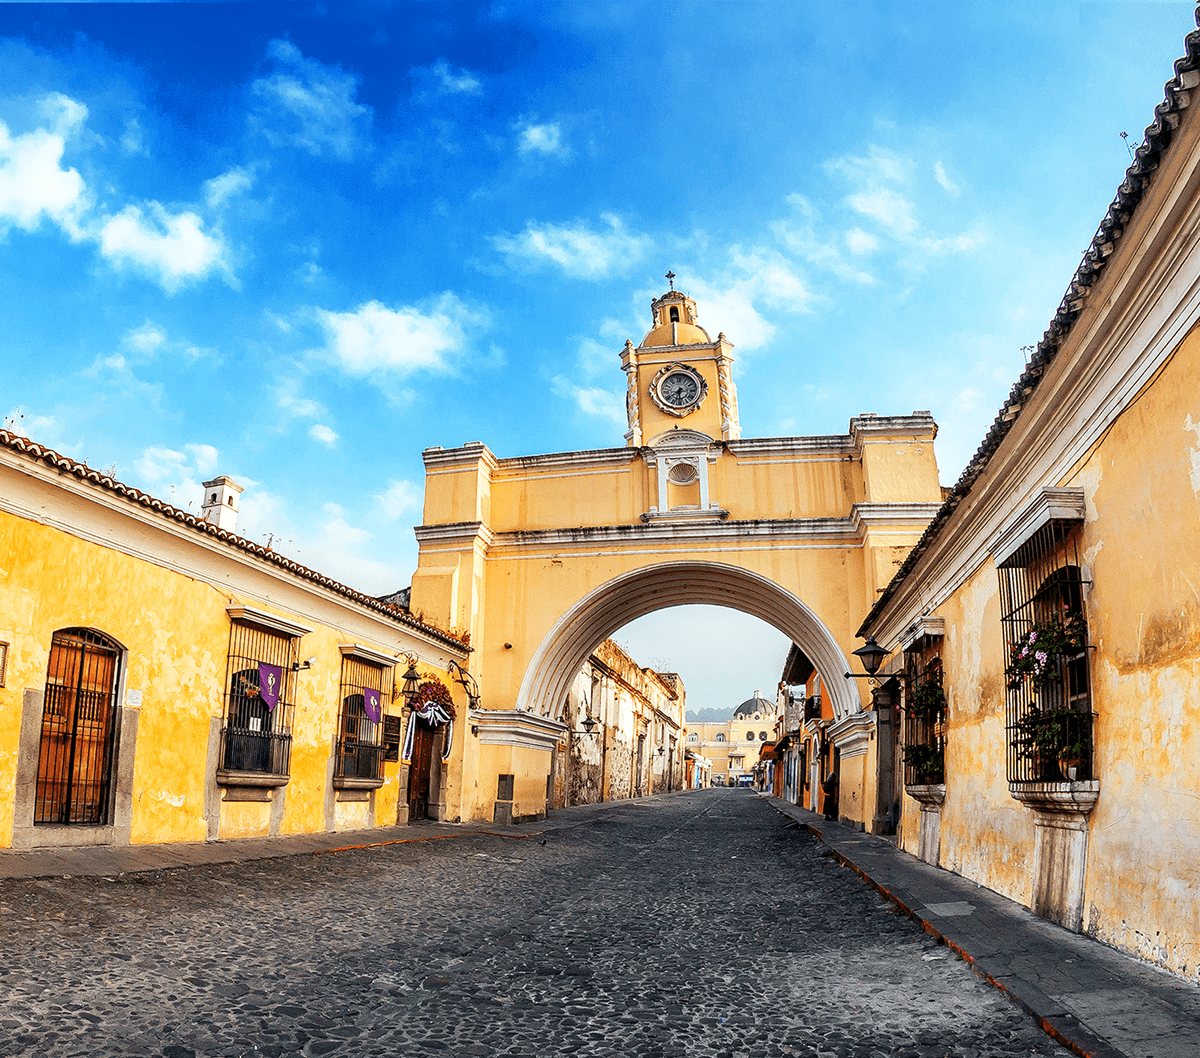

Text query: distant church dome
(733, 690), (773, 718)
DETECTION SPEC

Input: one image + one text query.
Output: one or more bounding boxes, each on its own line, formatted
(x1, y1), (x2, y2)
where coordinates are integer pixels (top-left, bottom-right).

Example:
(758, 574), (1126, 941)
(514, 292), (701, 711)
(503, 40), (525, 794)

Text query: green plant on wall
(902, 742), (944, 784)
(907, 680), (945, 720)
(1011, 708), (1090, 762)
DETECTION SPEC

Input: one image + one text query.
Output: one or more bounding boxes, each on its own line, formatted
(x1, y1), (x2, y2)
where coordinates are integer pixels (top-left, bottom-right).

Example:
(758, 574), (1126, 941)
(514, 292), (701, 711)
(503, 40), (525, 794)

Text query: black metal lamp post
(398, 656), (421, 706)
(850, 636), (889, 678)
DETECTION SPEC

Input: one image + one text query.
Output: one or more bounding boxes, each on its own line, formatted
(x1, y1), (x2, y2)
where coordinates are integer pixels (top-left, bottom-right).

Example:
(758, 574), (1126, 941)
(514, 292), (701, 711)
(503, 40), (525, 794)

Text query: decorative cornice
(494, 447), (639, 475)
(470, 709), (565, 751)
(728, 435), (855, 459)
(412, 521), (495, 550)
(900, 617), (945, 653)
(225, 605), (314, 638)
(0, 429), (465, 652)
(989, 487), (1086, 569)
(906, 783), (946, 806)
(828, 711), (874, 756)
(338, 642), (400, 668)
(421, 441), (499, 474)
(850, 503), (943, 534)
(849, 412), (937, 446)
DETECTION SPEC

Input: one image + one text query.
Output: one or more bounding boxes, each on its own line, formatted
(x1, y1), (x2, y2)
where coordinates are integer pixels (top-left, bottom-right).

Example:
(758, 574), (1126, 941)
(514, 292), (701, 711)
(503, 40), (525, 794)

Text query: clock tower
(620, 286), (741, 448)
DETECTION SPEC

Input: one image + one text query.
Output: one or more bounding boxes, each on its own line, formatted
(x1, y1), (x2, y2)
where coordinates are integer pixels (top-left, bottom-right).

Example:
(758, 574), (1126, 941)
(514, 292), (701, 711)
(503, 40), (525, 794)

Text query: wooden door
(36, 629), (120, 825)
(407, 719), (434, 821)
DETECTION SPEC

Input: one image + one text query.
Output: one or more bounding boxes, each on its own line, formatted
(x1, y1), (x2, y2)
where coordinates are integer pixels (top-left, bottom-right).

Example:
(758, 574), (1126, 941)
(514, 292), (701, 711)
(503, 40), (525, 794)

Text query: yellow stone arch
(409, 289), (943, 827)
(517, 561), (862, 721)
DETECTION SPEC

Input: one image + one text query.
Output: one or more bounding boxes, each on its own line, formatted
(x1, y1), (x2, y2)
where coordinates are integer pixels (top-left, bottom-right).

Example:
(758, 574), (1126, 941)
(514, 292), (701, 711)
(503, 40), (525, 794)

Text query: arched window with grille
(998, 521), (1093, 784)
(36, 628), (123, 826)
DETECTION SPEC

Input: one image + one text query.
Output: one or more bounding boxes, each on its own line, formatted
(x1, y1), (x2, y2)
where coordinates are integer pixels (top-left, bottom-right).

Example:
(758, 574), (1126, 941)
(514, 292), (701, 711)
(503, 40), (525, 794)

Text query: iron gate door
(35, 629), (121, 825)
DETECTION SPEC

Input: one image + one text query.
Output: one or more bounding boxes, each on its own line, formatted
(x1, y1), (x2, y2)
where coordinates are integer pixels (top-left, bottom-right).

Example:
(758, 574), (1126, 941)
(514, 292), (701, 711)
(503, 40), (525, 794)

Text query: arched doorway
(517, 562), (862, 722)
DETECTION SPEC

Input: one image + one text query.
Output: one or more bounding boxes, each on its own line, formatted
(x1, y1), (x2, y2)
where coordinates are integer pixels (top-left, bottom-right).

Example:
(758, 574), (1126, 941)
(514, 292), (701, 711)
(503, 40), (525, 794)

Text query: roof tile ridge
(0, 429), (465, 652)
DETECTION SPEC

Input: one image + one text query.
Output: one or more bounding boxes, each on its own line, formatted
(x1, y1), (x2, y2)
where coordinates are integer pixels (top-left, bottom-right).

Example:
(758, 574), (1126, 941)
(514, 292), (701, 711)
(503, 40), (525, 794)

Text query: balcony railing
(220, 726), (292, 777)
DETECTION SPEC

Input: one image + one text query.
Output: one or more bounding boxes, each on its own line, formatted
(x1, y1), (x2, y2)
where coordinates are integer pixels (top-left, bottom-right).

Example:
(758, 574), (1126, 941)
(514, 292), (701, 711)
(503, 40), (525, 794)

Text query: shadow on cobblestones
(0, 791), (1072, 1058)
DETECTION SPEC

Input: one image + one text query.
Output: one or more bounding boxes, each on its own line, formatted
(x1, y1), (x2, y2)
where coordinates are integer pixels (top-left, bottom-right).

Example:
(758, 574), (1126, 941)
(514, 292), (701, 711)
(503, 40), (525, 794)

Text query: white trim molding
(338, 642), (400, 668)
(225, 605), (313, 639)
(900, 616), (946, 653)
(828, 712), (874, 758)
(470, 709), (565, 751)
(990, 487), (1086, 568)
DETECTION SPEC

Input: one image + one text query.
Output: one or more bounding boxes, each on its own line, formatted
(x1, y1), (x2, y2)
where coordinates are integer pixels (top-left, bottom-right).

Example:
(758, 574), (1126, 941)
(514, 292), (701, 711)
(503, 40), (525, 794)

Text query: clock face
(659, 370), (701, 408)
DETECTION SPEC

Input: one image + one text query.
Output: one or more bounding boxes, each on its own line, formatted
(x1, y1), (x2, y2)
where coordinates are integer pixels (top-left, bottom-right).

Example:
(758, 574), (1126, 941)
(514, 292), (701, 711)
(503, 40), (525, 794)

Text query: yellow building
(688, 692), (777, 785)
(858, 22), (1200, 979)
(551, 638), (685, 808)
(411, 289), (943, 827)
(0, 431), (469, 850)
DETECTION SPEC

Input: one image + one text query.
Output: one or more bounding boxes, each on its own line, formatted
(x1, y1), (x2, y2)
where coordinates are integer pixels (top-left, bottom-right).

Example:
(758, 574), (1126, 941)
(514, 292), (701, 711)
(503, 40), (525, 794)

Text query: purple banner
(258, 662), (282, 712)
(363, 687), (381, 723)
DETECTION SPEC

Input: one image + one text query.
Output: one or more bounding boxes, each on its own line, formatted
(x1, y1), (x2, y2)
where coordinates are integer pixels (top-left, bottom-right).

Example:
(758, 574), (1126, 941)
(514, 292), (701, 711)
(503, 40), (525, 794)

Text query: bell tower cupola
(620, 276), (741, 447)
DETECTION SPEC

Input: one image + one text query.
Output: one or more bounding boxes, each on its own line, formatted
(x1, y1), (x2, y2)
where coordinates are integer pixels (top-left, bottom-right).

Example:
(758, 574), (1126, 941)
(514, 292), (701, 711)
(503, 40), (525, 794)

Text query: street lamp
(845, 636), (889, 681)
(396, 655), (421, 706)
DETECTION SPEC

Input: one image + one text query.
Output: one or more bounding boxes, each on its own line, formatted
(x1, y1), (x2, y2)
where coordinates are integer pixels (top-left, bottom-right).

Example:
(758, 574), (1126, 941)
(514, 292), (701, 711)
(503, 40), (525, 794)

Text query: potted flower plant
(902, 743), (944, 785)
(1005, 606), (1086, 688)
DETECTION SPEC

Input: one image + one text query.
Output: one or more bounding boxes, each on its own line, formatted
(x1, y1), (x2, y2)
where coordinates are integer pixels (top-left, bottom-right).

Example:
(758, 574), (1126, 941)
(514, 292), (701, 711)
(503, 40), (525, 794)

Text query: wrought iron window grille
(998, 522), (1094, 785)
(903, 651), (945, 787)
(219, 621), (298, 778)
(334, 655), (393, 783)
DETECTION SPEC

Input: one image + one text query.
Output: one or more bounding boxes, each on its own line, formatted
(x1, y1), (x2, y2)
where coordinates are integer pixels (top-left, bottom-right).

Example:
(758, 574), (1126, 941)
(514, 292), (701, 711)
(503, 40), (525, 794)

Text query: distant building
(550, 640), (684, 807)
(689, 691), (778, 785)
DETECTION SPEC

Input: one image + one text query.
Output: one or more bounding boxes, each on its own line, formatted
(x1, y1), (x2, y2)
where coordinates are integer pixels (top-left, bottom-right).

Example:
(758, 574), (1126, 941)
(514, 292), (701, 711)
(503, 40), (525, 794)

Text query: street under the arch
(0, 793), (1071, 1058)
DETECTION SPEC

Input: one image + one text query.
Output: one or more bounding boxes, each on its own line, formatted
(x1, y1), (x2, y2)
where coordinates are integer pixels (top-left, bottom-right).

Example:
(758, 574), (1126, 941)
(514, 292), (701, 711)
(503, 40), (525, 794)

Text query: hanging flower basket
(1005, 607), (1086, 688)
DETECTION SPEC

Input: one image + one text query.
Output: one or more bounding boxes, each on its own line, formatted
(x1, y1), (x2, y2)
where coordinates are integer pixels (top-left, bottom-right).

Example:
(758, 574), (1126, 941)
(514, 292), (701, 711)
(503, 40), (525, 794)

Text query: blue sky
(1, 2), (1193, 713)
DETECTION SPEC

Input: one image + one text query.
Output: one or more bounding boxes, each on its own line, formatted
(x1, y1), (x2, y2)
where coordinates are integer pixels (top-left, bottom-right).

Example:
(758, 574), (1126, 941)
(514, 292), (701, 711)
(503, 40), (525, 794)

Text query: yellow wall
(901, 323), (1200, 975)
(0, 505), (466, 848)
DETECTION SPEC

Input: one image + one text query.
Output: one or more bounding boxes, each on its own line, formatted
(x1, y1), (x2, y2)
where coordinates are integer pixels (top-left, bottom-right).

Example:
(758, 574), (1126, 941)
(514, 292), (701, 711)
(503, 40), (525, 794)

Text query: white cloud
(123, 321), (167, 354)
(551, 376), (625, 426)
(204, 166), (254, 208)
(773, 196), (874, 284)
(686, 282), (775, 352)
(185, 443), (219, 475)
(251, 39), (371, 159)
(846, 187), (918, 237)
(425, 59), (482, 96)
(377, 479), (421, 520)
(308, 423), (338, 445)
(517, 120), (566, 157)
(845, 228), (879, 255)
(276, 378), (326, 420)
(934, 161), (960, 196)
(120, 117), (147, 156)
(0, 93), (88, 238)
(825, 144), (914, 187)
(493, 213), (650, 280)
(134, 445), (186, 483)
(313, 293), (481, 377)
(98, 202), (229, 292)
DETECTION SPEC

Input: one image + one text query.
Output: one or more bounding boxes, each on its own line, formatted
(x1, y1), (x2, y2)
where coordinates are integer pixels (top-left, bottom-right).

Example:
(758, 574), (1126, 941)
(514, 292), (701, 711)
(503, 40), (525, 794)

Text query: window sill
(1008, 779), (1100, 815)
(905, 783), (946, 806)
(216, 769), (290, 788)
(332, 775), (384, 790)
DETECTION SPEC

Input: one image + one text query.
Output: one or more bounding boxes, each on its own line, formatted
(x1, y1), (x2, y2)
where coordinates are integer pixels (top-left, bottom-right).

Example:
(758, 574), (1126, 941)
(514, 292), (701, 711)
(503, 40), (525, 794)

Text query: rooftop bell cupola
(620, 276), (741, 448)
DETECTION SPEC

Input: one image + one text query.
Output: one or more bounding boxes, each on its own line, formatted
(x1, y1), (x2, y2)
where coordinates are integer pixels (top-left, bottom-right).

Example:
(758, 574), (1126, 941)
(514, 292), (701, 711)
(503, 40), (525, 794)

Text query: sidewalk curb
(758, 795), (1131, 1058)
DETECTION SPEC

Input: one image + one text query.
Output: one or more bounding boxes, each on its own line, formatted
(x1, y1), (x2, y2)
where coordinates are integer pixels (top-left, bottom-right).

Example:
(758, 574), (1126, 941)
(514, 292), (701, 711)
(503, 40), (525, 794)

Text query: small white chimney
(200, 476), (243, 532)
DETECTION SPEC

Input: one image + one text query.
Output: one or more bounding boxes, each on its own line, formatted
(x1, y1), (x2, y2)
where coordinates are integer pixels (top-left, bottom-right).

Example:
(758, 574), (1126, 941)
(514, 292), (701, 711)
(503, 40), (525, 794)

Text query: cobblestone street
(0, 791), (1073, 1058)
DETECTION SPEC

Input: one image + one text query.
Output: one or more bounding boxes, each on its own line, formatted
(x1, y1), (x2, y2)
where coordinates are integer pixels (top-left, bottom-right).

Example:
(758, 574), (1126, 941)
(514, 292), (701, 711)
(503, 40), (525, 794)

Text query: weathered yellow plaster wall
(1065, 327), (1200, 976)
(919, 560), (1035, 905)
(0, 503), (462, 847)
